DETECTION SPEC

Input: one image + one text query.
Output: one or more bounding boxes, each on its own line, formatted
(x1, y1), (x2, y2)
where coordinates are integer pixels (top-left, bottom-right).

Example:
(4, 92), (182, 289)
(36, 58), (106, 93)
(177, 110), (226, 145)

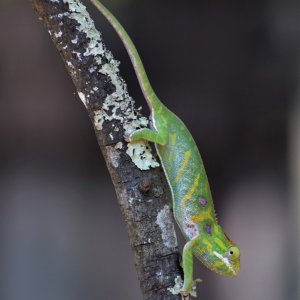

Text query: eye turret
(227, 246), (240, 260)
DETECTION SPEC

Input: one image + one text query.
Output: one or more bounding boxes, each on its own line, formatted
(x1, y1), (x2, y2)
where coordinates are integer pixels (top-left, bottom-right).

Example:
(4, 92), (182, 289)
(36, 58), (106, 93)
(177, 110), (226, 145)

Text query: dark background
(0, 0), (299, 299)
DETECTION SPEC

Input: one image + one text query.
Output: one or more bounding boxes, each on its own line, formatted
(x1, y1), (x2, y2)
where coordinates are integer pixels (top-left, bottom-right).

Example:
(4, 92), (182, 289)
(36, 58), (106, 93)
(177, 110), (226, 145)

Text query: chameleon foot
(168, 276), (202, 299)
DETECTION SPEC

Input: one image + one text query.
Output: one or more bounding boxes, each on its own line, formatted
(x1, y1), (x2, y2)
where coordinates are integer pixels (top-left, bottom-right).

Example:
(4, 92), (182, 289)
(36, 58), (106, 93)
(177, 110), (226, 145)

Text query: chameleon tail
(90, 0), (162, 110)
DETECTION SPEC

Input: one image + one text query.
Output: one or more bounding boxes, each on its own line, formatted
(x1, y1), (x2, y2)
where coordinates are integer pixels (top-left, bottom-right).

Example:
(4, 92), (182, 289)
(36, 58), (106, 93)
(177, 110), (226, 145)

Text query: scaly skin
(90, 0), (240, 297)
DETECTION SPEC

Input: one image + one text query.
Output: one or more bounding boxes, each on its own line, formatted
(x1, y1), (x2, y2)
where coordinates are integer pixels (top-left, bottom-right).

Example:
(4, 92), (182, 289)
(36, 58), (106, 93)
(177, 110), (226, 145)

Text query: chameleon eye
(227, 246), (240, 260)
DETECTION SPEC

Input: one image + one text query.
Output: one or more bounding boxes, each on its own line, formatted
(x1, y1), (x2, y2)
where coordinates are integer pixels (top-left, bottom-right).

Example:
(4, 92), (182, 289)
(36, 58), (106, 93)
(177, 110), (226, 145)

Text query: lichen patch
(49, 0), (159, 170)
(115, 142), (123, 150)
(77, 92), (87, 107)
(126, 142), (159, 170)
(156, 205), (177, 249)
(107, 146), (121, 168)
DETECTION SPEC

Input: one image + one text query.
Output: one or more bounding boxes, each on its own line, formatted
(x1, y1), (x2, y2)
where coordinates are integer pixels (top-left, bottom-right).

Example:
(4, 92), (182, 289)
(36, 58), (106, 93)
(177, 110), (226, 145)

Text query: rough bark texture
(31, 0), (182, 299)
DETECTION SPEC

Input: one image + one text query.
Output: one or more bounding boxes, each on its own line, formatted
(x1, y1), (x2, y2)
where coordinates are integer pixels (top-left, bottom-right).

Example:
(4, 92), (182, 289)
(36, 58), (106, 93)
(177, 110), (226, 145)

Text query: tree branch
(31, 0), (182, 299)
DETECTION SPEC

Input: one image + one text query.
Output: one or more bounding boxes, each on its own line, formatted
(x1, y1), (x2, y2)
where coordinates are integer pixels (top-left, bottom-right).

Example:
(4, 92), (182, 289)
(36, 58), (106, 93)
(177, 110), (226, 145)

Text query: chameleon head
(212, 244), (240, 276)
(196, 224), (240, 277)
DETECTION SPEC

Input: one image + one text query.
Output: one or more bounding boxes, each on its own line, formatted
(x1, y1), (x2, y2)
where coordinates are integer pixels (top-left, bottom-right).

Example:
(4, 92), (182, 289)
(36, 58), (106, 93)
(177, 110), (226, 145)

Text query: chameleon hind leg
(128, 127), (168, 145)
(169, 237), (201, 298)
(181, 238), (202, 297)
(182, 239), (195, 294)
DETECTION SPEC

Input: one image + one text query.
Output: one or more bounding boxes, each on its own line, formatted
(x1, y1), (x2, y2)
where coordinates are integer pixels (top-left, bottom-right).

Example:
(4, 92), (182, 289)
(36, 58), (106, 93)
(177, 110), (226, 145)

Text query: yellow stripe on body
(214, 260), (224, 267)
(202, 238), (213, 253)
(175, 150), (191, 182)
(168, 151), (173, 163)
(205, 179), (209, 188)
(214, 237), (227, 251)
(190, 210), (212, 223)
(180, 173), (200, 209)
(170, 133), (177, 145)
(195, 246), (205, 254)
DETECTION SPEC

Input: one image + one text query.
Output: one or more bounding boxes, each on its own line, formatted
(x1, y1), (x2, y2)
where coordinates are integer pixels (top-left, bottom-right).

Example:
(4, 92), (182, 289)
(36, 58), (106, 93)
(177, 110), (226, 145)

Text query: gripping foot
(168, 276), (202, 299)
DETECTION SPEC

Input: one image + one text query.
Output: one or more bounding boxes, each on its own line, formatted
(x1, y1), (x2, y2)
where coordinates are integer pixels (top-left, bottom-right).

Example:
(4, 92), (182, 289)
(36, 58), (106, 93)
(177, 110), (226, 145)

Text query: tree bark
(31, 0), (182, 299)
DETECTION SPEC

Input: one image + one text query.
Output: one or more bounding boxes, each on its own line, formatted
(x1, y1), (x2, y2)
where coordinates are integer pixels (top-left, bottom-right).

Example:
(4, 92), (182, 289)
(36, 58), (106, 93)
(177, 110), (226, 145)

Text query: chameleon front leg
(129, 128), (168, 145)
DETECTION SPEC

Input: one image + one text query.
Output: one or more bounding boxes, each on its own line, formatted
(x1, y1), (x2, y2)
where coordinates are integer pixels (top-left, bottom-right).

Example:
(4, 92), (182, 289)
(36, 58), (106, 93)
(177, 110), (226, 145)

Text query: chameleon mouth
(213, 251), (236, 276)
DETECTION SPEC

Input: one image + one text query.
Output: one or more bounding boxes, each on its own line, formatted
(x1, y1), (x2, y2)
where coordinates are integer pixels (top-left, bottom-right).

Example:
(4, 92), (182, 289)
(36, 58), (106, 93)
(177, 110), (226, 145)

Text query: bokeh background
(1, 0), (299, 299)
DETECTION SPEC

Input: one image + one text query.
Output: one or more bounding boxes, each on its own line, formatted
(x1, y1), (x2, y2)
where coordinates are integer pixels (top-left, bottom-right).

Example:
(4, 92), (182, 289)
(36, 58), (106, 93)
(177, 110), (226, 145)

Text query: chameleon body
(91, 1), (240, 297)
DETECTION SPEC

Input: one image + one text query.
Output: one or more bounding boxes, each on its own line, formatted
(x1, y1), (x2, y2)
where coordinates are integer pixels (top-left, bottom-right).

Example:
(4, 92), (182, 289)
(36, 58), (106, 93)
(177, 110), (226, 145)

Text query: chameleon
(90, 0), (240, 297)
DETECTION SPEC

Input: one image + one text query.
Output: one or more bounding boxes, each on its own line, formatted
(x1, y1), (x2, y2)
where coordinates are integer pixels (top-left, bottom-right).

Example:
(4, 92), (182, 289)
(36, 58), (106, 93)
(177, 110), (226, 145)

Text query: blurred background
(0, 0), (299, 299)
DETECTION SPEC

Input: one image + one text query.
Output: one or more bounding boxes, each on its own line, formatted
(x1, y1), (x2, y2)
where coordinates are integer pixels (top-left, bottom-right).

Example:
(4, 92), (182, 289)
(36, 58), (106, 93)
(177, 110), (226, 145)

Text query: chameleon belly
(155, 109), (216, 242)
(153, 109), (238, 276)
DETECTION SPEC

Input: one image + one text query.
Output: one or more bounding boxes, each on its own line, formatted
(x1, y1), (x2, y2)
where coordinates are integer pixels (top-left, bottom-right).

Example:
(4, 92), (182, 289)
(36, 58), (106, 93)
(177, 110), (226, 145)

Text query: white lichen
(77, 92), (87, 107)
(107, 146), (120, 168)
(168, 276), (184, 296)
(49, 0), (159, 170)
(128, 197), (134, 204)
(123, 117), (148, 136)
(126, 142), (159, 170)
(72, 51), (82, 60)
(156, 205), (177, 249)
(115, 142), (123, 150)
(54, 31), (62, 38)
(89, 66), (97, 73)
(71, 36), (78, 44)
(66, 1), (106, 57)
(168, 276), (201, 298)
(66, 60), (73, 68)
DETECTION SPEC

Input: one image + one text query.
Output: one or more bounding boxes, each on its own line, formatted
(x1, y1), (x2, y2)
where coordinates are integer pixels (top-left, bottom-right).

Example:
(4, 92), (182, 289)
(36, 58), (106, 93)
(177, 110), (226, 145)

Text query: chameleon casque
(90, 0), (240, 297)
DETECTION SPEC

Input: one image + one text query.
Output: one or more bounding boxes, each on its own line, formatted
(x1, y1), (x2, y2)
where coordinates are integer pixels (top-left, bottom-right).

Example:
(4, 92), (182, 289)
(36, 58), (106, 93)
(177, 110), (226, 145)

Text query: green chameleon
(90, 0), (240, 297)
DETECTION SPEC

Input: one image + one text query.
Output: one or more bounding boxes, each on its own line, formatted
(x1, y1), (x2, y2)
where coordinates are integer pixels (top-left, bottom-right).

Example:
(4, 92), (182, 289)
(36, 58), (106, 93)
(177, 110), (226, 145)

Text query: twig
(31, 0), (182, 299)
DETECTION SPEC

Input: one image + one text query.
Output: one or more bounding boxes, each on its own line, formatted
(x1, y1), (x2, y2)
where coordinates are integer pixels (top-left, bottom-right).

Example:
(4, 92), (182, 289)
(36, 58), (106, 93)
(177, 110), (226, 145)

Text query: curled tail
(90, 0), (162, 109)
